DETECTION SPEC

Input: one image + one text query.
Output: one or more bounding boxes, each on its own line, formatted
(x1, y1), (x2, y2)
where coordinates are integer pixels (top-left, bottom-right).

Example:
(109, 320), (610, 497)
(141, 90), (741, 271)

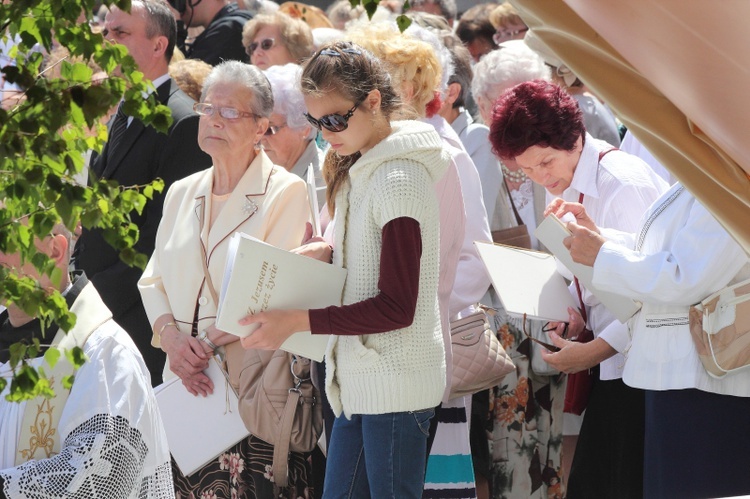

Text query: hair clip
(319, 47), (362, 57)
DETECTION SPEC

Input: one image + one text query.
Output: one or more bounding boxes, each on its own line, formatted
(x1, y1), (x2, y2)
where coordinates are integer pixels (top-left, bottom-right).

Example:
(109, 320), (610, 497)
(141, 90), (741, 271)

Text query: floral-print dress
(172, 435), (313, 499)
(486, 313), (566, 499)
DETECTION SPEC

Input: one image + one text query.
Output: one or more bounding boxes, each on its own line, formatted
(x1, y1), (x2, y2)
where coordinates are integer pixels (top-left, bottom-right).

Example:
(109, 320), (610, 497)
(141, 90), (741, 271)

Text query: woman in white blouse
(489, 79), (668, 498)
(555, 183), (750, 498)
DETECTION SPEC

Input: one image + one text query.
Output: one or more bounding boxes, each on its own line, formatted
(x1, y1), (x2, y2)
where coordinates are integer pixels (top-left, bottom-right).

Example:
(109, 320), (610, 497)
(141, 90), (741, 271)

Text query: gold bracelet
(157, 321), (178, 339)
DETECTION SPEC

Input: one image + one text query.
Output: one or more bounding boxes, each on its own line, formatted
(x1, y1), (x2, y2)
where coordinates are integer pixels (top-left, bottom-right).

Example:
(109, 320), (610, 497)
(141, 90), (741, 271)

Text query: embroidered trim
(18, 396), (57, 461)
(645, 317), (689, 328)
(636, 185), (685, 251)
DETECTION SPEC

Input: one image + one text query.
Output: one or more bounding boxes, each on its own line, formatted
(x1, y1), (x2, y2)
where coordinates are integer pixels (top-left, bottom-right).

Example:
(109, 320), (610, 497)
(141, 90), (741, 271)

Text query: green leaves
(0, 0), (167, 402)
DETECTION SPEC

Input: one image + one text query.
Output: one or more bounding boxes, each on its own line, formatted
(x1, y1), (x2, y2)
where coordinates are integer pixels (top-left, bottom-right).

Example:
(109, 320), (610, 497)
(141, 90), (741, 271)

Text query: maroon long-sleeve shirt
(309, 217), (422, 335)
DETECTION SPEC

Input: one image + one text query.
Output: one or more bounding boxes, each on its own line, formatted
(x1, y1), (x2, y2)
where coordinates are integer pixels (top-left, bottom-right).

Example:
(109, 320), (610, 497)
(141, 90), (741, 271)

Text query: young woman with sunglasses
(239, 41), (450, 498)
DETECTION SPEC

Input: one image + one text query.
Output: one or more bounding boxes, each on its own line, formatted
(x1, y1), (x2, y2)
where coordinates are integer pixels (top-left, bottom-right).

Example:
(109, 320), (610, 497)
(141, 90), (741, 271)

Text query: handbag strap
(572, 147), (617, 327)
(505, 181), (524, 226)
(199, 241), (219, 306)
(271, 387), (300, 487)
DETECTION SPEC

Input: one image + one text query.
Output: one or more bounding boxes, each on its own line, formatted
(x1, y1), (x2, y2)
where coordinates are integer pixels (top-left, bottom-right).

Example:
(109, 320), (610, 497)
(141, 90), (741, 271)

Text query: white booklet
(534, 214), (641, 323)
(153, 358), (249, 477)
(215, 232), (347, 362)
(475, 241), (577, 322)
(306, 165), (322, 237)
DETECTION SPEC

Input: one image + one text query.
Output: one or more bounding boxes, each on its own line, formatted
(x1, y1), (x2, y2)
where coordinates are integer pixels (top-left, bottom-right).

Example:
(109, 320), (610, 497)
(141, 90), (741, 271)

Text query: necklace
(501, 162), (527, 183)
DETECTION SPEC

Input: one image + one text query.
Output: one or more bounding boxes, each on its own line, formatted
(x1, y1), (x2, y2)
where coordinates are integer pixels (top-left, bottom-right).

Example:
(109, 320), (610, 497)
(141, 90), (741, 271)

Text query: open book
(154, 358), (249, 477)
(215, 232), (346, 362)
(535, 214), (641, 323)
(475, 241), (577, 322)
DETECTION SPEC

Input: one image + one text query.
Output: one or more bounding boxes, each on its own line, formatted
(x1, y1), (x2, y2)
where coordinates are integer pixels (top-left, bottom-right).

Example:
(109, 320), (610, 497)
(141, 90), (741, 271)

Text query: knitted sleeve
(308, 217), (422, 335)
(371, 159), (434, 228)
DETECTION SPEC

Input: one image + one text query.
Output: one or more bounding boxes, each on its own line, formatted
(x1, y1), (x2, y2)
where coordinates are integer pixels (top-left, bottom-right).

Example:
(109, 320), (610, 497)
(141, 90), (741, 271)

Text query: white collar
(568, 133), (601, 200)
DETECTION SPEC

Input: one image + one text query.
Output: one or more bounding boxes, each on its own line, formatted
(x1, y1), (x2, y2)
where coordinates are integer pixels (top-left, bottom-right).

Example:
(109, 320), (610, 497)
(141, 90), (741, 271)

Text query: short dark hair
(137, 0), (177, 62)
(455, 3), (497, 45)
(489, 79), (585, 159)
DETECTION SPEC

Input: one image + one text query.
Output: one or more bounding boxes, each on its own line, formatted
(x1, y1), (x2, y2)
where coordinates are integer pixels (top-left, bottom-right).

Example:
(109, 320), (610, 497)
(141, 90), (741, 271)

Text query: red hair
(425, 91), (442, 118)
(488, 79), (585, 160)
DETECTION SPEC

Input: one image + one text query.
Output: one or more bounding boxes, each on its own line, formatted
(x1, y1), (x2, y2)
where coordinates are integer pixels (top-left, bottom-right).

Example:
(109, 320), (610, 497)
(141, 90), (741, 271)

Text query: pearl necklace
(501, 162), (527, 183)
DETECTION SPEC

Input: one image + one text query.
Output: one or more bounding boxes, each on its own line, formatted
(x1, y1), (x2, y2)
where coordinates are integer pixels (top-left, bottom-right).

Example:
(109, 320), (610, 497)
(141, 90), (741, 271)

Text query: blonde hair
(169, 59), (212, 102)
(242, 12), (314, 63)
(489, 2), (524, 29)
(347, 23), (442, 119)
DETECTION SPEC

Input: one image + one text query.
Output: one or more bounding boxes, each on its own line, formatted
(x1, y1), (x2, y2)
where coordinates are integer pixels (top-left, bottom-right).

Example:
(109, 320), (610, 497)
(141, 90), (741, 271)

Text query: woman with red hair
(490, 79), (668, 498)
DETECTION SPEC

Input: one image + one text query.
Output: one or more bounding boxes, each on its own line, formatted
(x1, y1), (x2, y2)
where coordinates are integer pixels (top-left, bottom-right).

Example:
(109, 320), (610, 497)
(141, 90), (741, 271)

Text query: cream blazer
(138, 151), (309, 379)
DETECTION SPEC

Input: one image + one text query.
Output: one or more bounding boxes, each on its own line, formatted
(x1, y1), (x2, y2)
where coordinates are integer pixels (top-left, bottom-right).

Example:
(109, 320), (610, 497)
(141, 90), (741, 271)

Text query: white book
(475, 241), (577, 322)
(306, 165), (322, 237)
(215, 232), (346, 362)
(535, 214), (641, 323)
(153, 358), (249, 477)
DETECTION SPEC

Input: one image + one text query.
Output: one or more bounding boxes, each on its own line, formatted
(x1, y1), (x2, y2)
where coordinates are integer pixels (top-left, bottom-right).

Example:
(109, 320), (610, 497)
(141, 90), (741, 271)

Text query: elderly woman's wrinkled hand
(161, 329), (214, 396)
(541, 335), (617, 374)
(563, 222), (606, 267)
(239, 309), (309, 350)
(545, 199), (599, 233)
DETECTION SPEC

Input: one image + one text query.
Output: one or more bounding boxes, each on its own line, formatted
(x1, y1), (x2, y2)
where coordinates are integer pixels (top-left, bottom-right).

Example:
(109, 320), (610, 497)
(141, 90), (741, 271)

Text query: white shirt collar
(568, 132), (601, 200)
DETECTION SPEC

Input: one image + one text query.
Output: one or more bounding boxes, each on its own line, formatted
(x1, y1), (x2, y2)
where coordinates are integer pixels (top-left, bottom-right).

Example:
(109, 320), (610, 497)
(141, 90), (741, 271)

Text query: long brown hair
(300, 41), (400, 216)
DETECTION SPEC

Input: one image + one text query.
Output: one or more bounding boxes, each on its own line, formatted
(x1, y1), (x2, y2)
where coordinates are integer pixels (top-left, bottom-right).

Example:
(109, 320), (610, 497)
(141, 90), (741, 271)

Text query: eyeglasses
(304, 100), (362, 133)
(264, 123), (286, 136)
(493, 27), (529, 45)
(248, 37), (275, 54)
(522, 313), (562, 352)
(193, 103), (258, 120)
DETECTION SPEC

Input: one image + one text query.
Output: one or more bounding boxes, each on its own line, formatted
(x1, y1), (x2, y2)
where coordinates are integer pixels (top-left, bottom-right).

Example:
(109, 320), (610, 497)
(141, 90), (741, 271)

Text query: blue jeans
(323, 409), (435, 498)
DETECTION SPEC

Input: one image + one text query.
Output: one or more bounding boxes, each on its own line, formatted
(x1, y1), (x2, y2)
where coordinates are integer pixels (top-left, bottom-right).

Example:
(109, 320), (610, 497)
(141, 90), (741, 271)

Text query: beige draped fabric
(510, 0), (750, 251)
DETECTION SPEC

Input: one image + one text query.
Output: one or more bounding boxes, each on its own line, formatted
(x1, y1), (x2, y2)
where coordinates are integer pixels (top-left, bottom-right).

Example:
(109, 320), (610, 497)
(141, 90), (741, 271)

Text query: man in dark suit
(76, 0), (211, 385)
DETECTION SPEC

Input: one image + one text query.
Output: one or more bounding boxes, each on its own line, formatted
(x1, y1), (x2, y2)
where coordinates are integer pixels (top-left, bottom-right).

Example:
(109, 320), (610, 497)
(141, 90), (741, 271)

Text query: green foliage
(0, 0), (166, 401)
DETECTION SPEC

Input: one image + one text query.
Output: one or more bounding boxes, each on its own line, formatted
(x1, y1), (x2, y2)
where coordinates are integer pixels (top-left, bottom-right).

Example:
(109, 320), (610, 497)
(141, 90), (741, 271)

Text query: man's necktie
(105, 103), (128, 164)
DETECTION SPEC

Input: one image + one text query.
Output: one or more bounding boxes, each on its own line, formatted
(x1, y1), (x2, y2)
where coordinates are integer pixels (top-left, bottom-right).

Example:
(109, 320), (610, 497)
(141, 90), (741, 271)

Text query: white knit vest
(325, 120), (450, 418)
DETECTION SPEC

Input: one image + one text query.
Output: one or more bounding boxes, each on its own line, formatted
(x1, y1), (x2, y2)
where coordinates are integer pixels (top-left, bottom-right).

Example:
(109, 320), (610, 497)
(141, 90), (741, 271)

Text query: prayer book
(535, 214), (641, 323)
(215, 232), (346, 362)
(475, 241), (577, 322)
(306, 165), (322, 237)
(154, 358), (249, 477)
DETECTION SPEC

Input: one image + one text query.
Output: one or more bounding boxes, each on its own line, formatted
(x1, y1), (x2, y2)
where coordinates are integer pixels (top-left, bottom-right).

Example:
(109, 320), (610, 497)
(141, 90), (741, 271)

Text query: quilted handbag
(689, 277), (750, 378)
(449, 310), (515, 400)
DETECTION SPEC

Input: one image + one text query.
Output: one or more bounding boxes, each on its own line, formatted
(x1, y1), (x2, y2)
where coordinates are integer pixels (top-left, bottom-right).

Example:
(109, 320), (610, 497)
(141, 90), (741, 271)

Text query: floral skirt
(172, 434), (313, 499)
(488, 315), (567, 499)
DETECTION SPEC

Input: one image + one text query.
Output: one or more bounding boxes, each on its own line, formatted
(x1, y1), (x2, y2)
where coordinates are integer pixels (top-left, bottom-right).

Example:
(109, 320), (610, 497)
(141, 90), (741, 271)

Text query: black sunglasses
(523, 313), (561, 352)
(304, 100), (362, 133)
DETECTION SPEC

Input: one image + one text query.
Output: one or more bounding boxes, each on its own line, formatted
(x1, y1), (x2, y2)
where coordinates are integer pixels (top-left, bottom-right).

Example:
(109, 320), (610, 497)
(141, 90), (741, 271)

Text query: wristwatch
(198, 330), (218, 351)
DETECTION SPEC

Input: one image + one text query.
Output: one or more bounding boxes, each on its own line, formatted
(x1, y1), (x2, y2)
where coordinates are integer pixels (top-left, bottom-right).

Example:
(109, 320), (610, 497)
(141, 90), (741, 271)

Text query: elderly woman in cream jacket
(138, 60), (310, 498)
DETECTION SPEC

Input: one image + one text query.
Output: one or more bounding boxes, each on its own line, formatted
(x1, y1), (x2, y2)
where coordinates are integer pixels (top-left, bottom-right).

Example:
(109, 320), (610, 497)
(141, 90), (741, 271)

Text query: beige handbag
(449, 308), (516, 400)
(238, 349), (323, 487)
(689, 277), (750, 378)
